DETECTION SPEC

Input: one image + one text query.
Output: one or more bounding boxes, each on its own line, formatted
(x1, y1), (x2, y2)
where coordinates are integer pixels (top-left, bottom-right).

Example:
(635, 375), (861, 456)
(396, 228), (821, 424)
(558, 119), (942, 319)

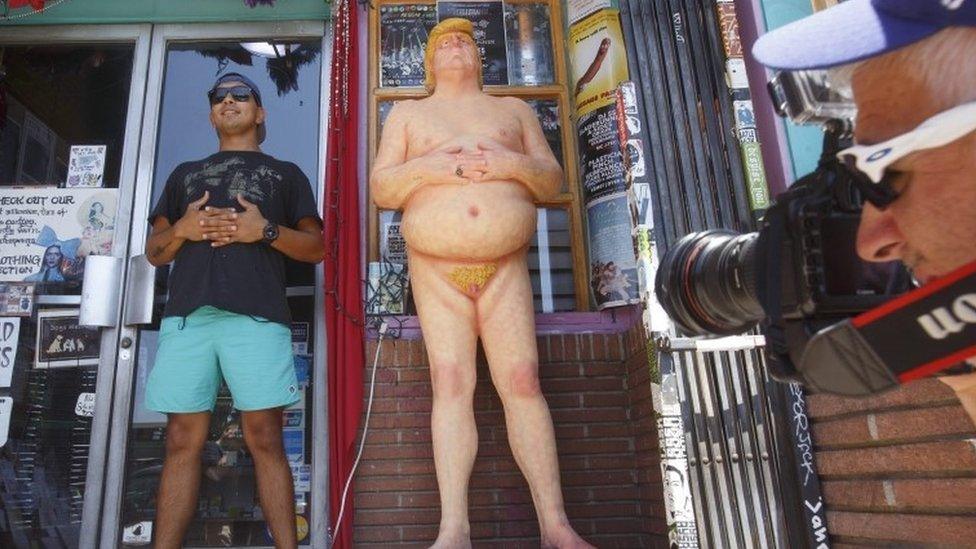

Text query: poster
(504, 2), (555, 86)
(586, 194), (639, 309)
(568, 9), (628, 116)
(66, 145), (107, 188)
(566, 0), (617, 25)
(437, 1), (509, 86)
(34, 309), (101, 368)
(577, 103), (627, 203)
(526, 99), (564, 168)
(380, 4), (438, 88)
(379, 210), (407, 265)
(0, 188), (117, 283)
(0, 282), (34, 316)
(0, 396), (12, 448)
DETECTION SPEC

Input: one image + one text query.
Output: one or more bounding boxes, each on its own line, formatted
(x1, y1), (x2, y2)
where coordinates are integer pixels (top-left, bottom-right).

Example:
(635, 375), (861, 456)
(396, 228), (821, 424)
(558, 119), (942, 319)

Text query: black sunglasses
(839, 154), (900, 209)
(207, 85), (255, 105)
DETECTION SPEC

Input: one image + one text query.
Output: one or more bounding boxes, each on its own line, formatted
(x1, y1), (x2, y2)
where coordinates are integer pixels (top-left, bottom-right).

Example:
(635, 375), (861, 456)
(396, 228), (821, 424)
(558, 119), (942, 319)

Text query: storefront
(1, 2), (332, 547)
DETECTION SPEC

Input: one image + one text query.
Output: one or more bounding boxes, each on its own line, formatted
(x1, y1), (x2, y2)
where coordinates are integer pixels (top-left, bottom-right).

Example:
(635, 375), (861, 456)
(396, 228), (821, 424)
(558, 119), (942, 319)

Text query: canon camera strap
(800, 260), (976, 396)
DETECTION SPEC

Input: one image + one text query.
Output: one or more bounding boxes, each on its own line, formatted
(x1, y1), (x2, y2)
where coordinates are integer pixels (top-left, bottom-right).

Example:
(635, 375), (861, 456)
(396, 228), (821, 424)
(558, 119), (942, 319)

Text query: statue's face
(432, 31), (480, 75)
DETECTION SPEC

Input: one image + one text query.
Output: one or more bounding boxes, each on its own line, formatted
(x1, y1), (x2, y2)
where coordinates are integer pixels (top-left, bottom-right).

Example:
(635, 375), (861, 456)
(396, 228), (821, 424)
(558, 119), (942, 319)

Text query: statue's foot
(428, 530), (472, 549)
(541, 526), (595, 549)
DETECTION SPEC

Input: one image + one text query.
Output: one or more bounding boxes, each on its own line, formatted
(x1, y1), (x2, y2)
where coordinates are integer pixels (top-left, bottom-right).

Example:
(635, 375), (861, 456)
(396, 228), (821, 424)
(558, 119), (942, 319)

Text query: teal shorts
(145, 306), (299, 413)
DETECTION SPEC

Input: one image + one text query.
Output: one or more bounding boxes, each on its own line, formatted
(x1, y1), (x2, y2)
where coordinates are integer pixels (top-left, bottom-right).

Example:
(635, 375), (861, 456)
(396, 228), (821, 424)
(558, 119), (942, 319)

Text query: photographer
(752, 1), (976, 414)
(655, 0), (976, 412)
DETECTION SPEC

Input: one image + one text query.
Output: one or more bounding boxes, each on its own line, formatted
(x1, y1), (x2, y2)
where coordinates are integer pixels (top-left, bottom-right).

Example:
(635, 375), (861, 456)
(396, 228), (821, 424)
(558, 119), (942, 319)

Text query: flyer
(66, 145), (107, 188)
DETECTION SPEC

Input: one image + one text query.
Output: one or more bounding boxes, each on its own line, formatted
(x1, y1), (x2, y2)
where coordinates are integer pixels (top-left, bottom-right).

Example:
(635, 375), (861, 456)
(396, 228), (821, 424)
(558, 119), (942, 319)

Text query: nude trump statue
(370, 17), (593, 549)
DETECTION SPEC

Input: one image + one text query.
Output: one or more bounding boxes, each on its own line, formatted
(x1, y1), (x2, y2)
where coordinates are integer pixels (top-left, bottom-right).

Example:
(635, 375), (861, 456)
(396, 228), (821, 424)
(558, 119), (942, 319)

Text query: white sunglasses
(836, 101), (976, 208)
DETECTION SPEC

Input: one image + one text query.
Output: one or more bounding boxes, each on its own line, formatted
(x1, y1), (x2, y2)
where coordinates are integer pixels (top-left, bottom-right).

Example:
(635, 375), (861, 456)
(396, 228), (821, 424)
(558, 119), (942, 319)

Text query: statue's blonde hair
(424, 17), (483, 93)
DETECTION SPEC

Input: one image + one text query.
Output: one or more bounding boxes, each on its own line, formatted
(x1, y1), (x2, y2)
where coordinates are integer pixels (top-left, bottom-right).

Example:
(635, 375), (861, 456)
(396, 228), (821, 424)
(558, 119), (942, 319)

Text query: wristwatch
(261, 221), (279, 245)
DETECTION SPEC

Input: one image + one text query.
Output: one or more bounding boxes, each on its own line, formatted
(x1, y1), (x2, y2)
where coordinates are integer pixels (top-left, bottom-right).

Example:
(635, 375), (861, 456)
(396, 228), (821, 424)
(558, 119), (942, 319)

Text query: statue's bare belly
(402, 180), (537, 260)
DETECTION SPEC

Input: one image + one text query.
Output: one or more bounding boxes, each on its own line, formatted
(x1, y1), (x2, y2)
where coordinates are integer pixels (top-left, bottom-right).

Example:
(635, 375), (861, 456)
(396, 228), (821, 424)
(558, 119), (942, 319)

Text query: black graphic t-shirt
(150, 151), (320, 325)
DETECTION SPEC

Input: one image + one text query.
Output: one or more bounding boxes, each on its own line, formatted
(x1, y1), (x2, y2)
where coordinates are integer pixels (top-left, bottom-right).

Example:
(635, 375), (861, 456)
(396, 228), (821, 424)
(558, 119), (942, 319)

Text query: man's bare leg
(154, 412), (211, 549)
(410, 251), (480, 548)
(478, 252), (593, 548)
(242, 408), (297, 549)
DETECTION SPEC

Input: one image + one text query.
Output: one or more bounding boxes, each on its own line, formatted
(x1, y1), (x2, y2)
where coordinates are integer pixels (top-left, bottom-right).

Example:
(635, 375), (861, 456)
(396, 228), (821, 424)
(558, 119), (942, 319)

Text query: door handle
(123, 255), (155, 326)
(79, 255), (123, 327)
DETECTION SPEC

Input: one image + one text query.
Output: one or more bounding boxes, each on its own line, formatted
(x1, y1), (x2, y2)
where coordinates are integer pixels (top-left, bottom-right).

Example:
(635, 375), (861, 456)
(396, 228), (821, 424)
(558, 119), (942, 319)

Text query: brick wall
(352, 322), (668, 547)
(807, 378), (976, 546)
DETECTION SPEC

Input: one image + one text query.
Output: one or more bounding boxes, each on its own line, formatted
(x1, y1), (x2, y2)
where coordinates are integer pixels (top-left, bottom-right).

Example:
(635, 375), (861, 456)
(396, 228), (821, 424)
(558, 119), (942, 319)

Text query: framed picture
(35, 308), (101, 368)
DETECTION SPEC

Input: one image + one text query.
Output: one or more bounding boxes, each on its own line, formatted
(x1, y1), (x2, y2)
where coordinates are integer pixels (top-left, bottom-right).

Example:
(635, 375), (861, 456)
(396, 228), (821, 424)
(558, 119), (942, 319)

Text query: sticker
(283, 428), (304, 463)
(725, 58), (748, 89)
(122, 521), (153, 545)
(296, 515), (309, 542)
(290, 322), (309, 356)
(283, 409), (304, 429)
(293, 354), (310, 387)
(291, 463), (311, 493)
(0, 397), (12, 448)
(75, 392), (96, 417)
(1, 317), (21, 388)
(733, 100), (756, 130)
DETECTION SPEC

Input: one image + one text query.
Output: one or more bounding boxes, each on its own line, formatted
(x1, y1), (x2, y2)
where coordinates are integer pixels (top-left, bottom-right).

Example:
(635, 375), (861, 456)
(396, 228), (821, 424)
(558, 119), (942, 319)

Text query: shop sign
(0, 397), (11, 448)
(0, 317), (21, 388)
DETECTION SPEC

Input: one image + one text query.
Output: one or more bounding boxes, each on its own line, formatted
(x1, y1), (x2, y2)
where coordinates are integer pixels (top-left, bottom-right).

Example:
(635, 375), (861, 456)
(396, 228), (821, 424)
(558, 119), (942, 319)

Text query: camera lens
(655, 230), (765, 336)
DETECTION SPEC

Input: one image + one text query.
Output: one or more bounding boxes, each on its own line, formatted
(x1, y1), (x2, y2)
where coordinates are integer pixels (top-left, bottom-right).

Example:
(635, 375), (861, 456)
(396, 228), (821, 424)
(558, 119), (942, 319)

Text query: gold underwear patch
(448, 263), (498, 294)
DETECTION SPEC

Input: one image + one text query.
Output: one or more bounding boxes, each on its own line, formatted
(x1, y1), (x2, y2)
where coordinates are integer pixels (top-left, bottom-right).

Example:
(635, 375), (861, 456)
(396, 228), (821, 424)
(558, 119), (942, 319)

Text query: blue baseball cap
(753, 0), (976, 70)
(209, 72), (267, 143)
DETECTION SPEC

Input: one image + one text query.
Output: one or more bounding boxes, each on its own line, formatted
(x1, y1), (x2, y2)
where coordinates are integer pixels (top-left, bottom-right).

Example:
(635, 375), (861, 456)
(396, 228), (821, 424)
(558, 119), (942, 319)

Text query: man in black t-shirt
(145, 73), (323, 549)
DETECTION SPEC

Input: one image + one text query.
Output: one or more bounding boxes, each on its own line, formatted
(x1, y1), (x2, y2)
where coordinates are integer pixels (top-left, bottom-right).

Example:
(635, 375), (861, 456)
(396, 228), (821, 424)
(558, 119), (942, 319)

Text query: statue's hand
(475, 140), (517, 181)
(418, 145), (475, 185)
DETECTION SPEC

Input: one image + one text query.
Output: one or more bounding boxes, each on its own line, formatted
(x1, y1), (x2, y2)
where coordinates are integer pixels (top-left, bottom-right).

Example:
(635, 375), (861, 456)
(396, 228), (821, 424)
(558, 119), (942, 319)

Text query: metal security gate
(657, 335), (829, 549)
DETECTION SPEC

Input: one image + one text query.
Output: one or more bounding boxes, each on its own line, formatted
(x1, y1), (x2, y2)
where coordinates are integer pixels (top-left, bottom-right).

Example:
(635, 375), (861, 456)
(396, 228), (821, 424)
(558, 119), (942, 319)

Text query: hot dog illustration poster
(568, 9), (629, 117)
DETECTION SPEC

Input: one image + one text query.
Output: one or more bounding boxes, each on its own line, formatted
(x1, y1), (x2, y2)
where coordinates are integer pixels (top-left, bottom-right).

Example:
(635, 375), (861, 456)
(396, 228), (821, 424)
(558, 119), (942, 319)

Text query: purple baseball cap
(753, 0), (976, 70)
(209, 72), (267, 144)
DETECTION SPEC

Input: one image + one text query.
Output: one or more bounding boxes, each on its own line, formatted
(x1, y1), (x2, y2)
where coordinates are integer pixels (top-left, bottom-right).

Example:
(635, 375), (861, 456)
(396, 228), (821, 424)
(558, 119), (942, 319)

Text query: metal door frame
(0, 23), (154, 548)
(97, 21), (332, 549)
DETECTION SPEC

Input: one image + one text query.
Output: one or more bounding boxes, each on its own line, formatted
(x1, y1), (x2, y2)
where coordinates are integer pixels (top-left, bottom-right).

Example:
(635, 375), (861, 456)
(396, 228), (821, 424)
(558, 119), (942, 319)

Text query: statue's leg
(409, 250), (479, 547)
(476, 250), (589, 547)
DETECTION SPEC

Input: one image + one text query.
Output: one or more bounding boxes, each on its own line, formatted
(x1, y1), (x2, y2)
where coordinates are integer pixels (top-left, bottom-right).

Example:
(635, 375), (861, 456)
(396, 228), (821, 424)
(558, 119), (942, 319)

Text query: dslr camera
(655, 70), (919, 396)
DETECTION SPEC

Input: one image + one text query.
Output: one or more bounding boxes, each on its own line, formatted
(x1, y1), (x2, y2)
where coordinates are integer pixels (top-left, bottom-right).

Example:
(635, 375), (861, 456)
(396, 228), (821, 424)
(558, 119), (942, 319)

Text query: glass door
(99, 21), (330, 549)
(0, 25), (152, 549)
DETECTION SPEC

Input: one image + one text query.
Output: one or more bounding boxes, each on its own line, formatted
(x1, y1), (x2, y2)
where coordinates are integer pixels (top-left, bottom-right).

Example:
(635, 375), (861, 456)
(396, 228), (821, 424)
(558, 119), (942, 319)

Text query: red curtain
(8, 0), (44, 10)
(324, 1), (363, 547)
